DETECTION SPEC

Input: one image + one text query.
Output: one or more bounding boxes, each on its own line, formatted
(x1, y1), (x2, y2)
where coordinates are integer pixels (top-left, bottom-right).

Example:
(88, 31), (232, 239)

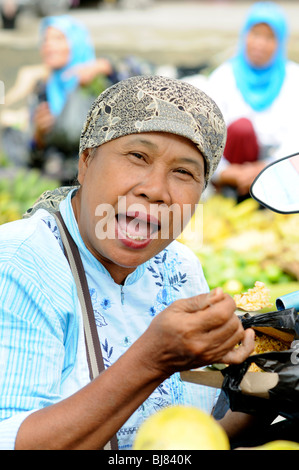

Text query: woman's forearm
(15, 340), (165, 450)
(14, 291), (254, 449)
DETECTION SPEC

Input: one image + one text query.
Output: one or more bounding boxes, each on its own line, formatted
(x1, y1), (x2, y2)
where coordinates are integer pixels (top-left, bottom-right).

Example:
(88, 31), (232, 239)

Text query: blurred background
(1, 0), (299, 302)
(1, 1), (299, 90)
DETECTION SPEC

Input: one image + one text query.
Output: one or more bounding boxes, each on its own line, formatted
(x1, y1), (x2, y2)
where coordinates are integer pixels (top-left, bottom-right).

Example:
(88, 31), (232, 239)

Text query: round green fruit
(254, 440), (299, 450)
(133, 405), (230, 450)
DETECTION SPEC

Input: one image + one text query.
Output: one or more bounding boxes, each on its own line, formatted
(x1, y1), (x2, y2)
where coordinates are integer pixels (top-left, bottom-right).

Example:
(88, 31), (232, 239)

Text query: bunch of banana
(179, 194), (299, 295)
(0, 192), (22, 225)
(0, 169), (59, 224)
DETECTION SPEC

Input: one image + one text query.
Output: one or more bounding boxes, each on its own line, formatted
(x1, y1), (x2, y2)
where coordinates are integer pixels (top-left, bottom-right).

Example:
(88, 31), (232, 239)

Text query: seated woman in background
(29, 15), (113, 184)
(208, 1), (299, 201)
(2, 15), (113, 183)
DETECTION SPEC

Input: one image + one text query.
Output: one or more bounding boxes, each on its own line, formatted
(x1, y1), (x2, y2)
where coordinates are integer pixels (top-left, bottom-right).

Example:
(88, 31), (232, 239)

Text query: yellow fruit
(133, 405), (230, 450)
(223, 279), (244, 295)
(254, 440), (299, 450)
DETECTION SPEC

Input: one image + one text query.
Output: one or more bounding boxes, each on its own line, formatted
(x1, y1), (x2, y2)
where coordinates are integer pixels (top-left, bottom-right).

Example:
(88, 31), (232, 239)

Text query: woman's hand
(139, 287), (255, 378)
(235, 162), (266, 195)
(220, 162), (266, 195)
(64, 59), (113, 86)
(33, 102), (55, 147)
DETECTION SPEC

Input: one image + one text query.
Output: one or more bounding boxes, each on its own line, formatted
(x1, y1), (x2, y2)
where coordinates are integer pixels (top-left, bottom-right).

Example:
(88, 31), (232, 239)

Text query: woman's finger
(181, 288), (226, 314)
(219, 328), (255, 364)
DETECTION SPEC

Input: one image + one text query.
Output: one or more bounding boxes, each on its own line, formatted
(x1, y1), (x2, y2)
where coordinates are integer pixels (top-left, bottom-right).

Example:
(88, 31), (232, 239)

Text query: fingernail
(207, 290), (215, 300)
(207, 289), (217, 303)
(208, 287), (222, 299)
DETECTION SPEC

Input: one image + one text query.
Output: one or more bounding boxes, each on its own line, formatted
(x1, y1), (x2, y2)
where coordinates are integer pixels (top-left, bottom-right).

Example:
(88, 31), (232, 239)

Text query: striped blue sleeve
(0, 261), (69, 449)
(0, 411), (36, 450)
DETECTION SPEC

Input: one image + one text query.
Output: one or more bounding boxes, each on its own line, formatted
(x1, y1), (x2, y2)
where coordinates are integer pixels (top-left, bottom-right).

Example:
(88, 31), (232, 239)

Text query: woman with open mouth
(0, 75), (254, 450)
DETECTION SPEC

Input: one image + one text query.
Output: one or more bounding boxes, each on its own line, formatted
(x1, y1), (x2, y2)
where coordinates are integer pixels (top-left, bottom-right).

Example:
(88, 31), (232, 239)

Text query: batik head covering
(231, 1), (289, 112)
(79, 75), (227, 187)
(41, 15), (96, 116)
(24, 75), (226, 218)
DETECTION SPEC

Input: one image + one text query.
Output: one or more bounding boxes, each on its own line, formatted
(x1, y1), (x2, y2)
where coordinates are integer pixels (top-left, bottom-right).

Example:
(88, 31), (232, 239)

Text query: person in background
(2, 15), (113, 183)
(207, 1), (299, 201)
(0, 0), (19, 29)
(29, 15), (113, 183)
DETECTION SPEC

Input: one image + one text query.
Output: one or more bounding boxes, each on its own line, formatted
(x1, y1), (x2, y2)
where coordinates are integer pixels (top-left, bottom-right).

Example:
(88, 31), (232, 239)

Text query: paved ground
(1, 1), (299, 92)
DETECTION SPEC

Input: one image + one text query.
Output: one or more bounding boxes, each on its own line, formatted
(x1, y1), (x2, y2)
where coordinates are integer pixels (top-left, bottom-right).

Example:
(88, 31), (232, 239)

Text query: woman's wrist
(33, 128), (46, 149)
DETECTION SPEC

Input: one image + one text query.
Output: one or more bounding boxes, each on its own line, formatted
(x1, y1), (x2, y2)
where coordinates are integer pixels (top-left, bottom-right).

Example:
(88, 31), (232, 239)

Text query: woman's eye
(131, 152), (145, 160)
(176, 169), (193, 178)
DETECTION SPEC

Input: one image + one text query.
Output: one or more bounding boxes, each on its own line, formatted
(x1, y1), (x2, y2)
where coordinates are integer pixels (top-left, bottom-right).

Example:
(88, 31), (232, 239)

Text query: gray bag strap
(53, 211), (118, 450)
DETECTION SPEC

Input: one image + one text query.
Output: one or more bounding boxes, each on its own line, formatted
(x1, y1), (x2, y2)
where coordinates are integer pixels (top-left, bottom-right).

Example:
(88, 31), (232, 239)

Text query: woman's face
(41, 27), (70, 70)
(73, 132), (205, 284)
(246, 23), (278, 67)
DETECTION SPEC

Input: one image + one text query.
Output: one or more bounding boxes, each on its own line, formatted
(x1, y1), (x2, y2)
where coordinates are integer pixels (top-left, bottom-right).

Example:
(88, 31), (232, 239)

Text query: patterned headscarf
(24, 75), (226, 218)
(80, 75), (226, 187)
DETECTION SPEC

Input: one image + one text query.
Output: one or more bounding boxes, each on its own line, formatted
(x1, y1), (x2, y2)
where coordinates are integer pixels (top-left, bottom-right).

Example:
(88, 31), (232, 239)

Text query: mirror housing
(250, 152), (299, 214)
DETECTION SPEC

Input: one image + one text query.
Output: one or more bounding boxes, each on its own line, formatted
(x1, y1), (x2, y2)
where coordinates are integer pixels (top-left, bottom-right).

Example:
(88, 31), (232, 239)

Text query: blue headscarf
(231, 2), (289, 112)
(40, 15), (96, 116)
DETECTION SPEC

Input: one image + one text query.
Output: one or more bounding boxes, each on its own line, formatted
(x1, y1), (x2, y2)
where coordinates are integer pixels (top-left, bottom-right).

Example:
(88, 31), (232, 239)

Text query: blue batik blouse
(0, 189), (219, 449)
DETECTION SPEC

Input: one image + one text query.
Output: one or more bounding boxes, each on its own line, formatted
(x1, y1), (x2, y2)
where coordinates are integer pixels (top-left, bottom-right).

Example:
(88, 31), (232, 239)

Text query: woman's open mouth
(115, 211), (161, 249)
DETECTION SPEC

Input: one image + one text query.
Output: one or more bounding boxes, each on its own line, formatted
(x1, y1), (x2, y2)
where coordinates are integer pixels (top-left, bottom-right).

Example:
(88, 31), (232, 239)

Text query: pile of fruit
(0, 169), (59, 225)
(179, 194), (299, 298)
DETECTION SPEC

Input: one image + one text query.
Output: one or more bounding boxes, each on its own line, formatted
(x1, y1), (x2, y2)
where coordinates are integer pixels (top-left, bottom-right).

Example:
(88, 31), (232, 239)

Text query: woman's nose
(133, 169), (171, 205)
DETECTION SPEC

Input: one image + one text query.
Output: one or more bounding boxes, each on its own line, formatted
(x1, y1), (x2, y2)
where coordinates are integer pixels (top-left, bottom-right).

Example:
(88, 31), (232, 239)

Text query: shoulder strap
(53, 211), (118, 450)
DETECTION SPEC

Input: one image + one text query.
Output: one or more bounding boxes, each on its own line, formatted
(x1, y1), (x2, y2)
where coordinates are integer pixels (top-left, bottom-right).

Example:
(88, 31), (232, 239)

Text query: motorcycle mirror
(250, 152), (299, 214)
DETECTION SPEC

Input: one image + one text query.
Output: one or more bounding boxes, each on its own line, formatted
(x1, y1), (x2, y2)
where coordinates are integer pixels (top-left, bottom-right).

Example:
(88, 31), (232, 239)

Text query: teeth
(125, 231), (147, 241)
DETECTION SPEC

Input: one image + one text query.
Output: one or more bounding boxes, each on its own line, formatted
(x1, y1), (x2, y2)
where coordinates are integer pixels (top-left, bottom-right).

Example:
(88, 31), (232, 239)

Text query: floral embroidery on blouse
(147, 249), (188, 312)
(89, 288), (108, 328)
(102, 338), (114, 367)
(43, 217), (64, 250)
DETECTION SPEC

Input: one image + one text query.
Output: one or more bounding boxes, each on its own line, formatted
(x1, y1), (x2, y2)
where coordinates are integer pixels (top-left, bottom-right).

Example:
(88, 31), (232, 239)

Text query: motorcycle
(250, 151), (299, 312)
(250, 151), (299, 215)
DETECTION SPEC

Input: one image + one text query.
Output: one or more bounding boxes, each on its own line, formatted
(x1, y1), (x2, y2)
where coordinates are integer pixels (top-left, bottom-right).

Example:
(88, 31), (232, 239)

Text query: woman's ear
(77, 149), (93, 185)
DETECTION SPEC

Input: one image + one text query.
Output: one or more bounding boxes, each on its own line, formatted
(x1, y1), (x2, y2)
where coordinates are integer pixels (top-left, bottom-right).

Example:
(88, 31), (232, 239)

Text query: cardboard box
(180, 368), (279, 399)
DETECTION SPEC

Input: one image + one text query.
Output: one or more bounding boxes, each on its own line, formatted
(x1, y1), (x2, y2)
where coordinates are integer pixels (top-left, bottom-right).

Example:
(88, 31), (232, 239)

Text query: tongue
(118, 215), (150, 238)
